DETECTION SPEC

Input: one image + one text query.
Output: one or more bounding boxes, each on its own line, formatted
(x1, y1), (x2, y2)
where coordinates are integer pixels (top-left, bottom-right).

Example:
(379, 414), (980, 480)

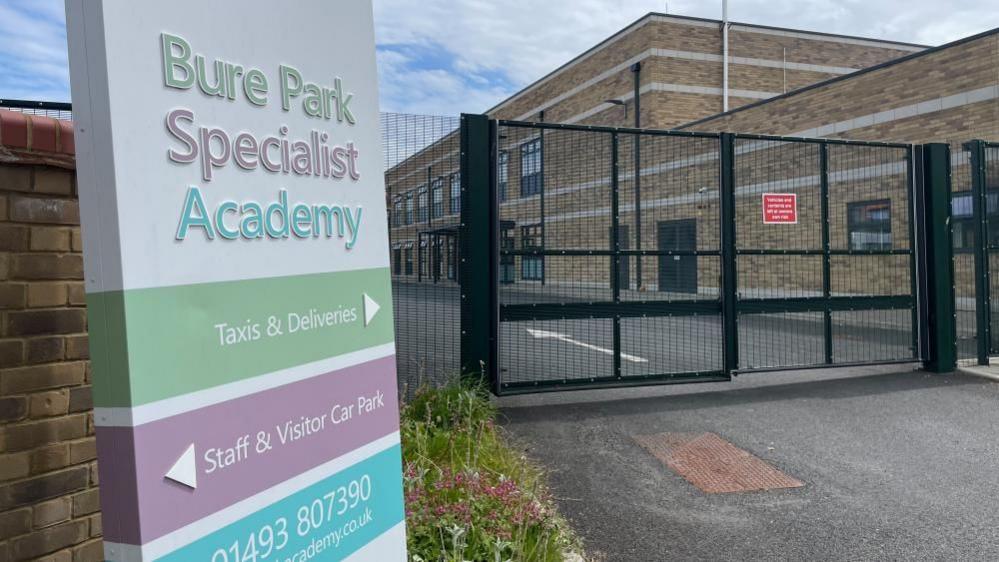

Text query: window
(392, 246), (402, 275)
(498, 150), (509, 202)
(520, 139), (542, 197)
(847, 199), (891, 251)
(431, 178), (444, 219)
(392, 197), (403, 227)
(449, 173), (461, 215)
(500, 226), (515, 284)
(521, 224), (544, 280)
(952, 190), (999, 251)
(417, 186), (428, 223)
(404, 243), (414, 275)
(405, 192), (414, 225)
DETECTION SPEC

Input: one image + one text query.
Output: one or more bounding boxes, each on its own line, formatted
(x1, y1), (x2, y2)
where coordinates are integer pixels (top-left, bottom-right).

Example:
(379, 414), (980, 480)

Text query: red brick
(0, 361), (86, 394)
(6, 309), (86, 336)
(28, 116), (59, 153)
(8, 519), (88, 560)
(0, 110), (29, 149)
(33, 169), (74, 196)
(8, 196), (80, 225)
(0, 253), (9, 280)
(2, 414), (88, 452)
(57, 120), (75, 156)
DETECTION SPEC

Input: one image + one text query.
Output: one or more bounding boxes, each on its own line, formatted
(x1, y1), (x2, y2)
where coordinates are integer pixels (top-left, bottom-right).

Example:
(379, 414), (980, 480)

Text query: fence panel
(381, 113), (461, 396)
(732, 135), (918, 371)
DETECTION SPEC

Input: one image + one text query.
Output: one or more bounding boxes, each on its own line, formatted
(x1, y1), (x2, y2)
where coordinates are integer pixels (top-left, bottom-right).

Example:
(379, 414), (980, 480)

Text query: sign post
(65, 1), (406, 560)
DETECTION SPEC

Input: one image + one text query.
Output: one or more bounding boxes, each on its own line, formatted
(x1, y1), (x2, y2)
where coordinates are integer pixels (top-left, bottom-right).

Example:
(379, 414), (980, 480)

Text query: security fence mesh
(0, 100), (73, 120)
(488, 121), (919, 393)
(381, 113), (461, 396)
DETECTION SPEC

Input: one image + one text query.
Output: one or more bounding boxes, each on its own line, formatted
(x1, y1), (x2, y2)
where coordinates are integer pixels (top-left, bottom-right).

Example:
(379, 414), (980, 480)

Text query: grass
(401, 379), (579, 562)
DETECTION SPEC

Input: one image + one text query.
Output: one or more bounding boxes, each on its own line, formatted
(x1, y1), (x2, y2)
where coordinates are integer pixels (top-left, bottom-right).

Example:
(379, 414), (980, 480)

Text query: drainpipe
(722, 0), (730, 112)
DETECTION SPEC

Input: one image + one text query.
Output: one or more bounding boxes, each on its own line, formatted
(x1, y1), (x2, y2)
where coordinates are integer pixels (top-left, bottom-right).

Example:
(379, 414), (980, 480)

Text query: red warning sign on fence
(762, 193), (798, 224)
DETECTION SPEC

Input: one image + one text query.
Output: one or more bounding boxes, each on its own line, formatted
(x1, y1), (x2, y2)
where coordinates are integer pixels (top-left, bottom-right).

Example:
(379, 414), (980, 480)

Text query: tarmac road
(499, 366), (999, 561)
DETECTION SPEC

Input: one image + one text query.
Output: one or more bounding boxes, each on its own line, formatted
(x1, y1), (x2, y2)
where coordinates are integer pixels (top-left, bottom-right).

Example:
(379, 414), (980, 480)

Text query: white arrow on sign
(165, 443), (198, 489)
(363, 293), (380, 326)
(526, 329), (648, 363)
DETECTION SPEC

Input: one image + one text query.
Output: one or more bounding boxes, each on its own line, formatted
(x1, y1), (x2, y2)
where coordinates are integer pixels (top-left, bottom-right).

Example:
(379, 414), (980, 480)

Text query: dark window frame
(520, 223), (544, 281)
(520, 138), (542, 197)
(404, 192), (414, 225)
(498, 150), (509, 202)
(430, 178), (444, 219)
(416, 185), (429, 223)
(847, 198), (892, 251)
(449, 172), (461, 215)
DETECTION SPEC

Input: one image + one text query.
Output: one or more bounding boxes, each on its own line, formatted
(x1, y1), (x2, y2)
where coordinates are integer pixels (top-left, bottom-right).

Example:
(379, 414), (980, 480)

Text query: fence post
(967, 140), (991, 365)
(720, 133), (739, 376)
(459, 114), (498, 389)
(920, 143), (957, 373)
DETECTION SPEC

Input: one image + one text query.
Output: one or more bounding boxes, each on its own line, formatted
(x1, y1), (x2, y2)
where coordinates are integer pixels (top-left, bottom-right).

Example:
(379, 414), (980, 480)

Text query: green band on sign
(87, 267), (394, 408)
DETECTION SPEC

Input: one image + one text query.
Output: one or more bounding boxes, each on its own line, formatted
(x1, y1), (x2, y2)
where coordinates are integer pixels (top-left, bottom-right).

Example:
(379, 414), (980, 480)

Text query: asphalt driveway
(498, 365), (999, 561)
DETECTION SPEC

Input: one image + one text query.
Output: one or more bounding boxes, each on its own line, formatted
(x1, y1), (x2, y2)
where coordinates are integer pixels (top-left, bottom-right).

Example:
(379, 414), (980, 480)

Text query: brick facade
(0, 113), (101, 561)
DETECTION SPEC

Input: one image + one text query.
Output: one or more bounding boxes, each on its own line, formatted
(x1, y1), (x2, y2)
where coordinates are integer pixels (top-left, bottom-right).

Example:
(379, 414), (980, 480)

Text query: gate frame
(459, 115), (954, 393)
(965, 139), (996, 365)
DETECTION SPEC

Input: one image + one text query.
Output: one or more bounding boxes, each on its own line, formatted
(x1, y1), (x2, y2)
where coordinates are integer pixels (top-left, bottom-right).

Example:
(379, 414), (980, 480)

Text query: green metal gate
(458, 115), (934, 394)
(960, 140), (999, 364)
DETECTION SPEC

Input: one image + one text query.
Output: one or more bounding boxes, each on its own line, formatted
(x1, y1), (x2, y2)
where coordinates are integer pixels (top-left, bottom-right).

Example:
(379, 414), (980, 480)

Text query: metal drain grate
(633, 432), (804, 494)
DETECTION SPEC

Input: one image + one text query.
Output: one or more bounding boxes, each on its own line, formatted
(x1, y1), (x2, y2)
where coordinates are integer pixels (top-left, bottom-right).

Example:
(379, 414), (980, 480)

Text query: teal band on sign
(156, 444), (405, 561)
(87, 267), (394, 408)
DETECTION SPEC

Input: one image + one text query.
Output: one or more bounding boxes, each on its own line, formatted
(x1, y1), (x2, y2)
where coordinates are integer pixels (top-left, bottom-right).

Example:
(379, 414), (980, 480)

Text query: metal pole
(632, 62), (643, 291)
(539, 110), (546, 286)
(720, 133), (738, 376)
(969, 140), (991, 364)
(722, 0), (730, 112)
(820, 144), (833, 364)
(611, 132), (622, 378)
(921, 143), (956, 373)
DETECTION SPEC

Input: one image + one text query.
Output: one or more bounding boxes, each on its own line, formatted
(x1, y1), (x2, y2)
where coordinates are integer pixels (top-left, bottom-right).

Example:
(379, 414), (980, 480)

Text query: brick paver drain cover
(633, 432), (803, 494)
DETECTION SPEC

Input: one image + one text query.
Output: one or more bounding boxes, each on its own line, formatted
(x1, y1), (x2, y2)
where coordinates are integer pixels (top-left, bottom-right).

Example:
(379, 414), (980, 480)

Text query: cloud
(2, 1), (997, 115)
(0, 0), (68, 102)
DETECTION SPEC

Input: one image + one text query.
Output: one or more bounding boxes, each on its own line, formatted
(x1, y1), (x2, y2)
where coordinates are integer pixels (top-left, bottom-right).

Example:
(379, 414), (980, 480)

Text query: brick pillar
(0, 111), (102, 561)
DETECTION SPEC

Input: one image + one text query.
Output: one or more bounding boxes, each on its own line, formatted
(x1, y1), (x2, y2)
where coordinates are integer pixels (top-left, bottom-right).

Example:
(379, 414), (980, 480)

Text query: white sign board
(65, 1), (405, 560)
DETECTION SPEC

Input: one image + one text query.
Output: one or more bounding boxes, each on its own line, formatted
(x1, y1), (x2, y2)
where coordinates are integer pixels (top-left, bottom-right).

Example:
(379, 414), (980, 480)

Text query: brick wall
(0, 111), (102, 562)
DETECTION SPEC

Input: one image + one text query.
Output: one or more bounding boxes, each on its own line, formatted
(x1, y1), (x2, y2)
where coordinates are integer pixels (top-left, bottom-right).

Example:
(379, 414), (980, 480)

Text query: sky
(1, 0), (997, 115)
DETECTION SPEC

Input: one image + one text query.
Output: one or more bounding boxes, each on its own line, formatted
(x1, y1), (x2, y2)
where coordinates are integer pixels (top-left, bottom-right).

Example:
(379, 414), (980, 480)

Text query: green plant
(401, 380), (577, 562)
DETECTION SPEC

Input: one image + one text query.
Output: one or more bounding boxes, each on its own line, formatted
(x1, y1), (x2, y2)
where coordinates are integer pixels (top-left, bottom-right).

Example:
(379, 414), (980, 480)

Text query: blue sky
(2, 0), (997, 115)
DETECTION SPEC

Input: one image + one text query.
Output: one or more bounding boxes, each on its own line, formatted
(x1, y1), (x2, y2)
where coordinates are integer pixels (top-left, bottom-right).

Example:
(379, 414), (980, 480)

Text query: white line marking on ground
(526, 329), (648, 363)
